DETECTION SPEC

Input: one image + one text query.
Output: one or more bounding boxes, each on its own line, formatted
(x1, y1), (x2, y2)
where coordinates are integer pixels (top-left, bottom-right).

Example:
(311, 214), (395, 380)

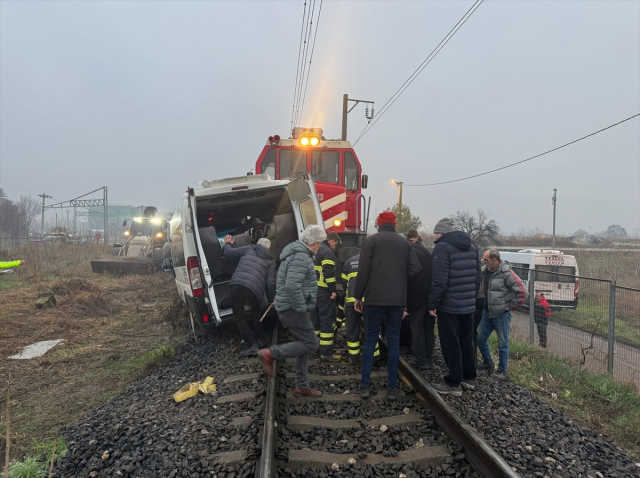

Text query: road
(510, 310), (640, 390)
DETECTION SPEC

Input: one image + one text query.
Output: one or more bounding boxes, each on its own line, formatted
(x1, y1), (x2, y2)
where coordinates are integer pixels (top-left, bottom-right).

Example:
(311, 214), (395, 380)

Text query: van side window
(299, 199), (317, 228)
(280, 149), (307, 179)
(260, 148), (276, 177)
(312, 150), (339, 184)
(510, 263), (529, 281)
(344, 151), (359, 191)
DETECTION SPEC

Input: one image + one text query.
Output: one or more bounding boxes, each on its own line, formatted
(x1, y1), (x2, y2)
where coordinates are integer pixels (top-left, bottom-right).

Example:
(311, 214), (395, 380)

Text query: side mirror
(122, 220), (127, 227)
(162, 256), (174, 273)
(361, 174), (368, 189)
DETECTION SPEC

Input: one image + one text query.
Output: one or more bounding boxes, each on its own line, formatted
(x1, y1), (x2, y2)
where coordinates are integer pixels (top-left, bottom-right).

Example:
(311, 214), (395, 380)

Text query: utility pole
(392, 180), (404, 210)
(552, 189), (557, 247)
(341, 93), (374, 141)
(37, 193), (52, 239)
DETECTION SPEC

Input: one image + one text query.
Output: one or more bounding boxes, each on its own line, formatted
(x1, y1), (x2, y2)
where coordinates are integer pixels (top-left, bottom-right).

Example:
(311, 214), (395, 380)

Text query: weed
(31, 437), (68, 462)
(8, 456), (46, 478)
(108, 344), (175, 378)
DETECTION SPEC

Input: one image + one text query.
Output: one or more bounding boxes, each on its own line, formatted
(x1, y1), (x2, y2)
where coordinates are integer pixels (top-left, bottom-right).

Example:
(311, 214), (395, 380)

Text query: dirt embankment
(0, 259), (188, 463)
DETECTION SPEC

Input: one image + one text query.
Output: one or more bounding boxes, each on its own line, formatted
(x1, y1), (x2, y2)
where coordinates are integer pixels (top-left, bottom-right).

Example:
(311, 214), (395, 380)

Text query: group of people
(226, 211), (537, 399)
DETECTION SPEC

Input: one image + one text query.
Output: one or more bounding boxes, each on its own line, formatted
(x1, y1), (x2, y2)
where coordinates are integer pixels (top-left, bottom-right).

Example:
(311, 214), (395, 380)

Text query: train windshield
(280, 149), (307, 179)
(311, 150), (339, 184)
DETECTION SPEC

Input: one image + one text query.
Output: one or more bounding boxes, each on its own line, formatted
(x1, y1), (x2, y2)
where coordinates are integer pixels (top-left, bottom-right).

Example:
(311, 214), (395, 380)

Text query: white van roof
(194, 173), (287, 197)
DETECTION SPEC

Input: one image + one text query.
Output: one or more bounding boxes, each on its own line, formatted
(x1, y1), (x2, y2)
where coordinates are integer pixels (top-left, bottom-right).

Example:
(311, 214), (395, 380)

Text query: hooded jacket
(274, 240), (317, 314)
(353, 223), (422, 307)
(407, 243), (433, 313)
(481, 261), (527, 318)
(428, 231), (480, 315)
(224, 243), (276, 308)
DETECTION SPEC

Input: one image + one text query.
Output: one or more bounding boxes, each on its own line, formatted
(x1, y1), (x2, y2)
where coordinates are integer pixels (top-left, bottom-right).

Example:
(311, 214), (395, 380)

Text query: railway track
(246, 323), (521, 478)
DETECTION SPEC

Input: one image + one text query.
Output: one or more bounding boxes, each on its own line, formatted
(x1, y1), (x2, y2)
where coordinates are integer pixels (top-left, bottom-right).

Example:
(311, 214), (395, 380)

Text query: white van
(165, 173), (323, 335)
(498, 249), (579, 309)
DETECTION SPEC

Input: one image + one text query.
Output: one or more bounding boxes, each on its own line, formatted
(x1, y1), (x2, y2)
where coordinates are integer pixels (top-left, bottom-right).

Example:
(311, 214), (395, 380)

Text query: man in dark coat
(354, 211), (421, 400)
(406, 240), (434, 369)
(428, 218), (480, 396)
(224, 236), (276, 356)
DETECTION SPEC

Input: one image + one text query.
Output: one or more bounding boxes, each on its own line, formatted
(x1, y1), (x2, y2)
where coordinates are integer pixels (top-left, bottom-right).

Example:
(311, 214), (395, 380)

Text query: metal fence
(510, 266), (640, 390)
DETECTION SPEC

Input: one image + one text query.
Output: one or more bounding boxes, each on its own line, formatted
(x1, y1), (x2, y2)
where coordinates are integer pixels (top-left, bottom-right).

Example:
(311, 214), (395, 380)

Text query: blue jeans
(361, 305), (404, 389)
(477, 309), (511, 373)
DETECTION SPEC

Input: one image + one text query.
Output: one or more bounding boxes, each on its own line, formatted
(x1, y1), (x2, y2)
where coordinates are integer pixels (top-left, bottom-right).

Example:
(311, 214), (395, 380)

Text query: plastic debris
(199, 376), (217, 395)
(8, 339), (64, 359)
(173, 376), (216, 402)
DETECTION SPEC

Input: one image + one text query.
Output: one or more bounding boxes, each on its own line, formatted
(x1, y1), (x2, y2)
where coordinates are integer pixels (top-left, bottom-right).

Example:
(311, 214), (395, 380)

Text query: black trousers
(230, 285), (266, 347)
(437, 311), (477, 387)
(534, 306), (549, 348)
(311, 289), (336, 355)
(473, 298), (484, 353)
(408, 306), (435, 366)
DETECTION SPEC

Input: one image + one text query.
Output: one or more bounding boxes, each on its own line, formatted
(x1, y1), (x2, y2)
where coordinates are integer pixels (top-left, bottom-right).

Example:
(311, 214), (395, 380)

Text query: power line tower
(342, 94), (374, 141)
(45, 187), (109, 244)
(37, 193), (52, 238)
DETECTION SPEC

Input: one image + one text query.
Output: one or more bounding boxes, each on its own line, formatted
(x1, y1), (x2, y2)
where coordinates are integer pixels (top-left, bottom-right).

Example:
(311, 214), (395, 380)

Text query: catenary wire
(294, 0), (316, 128)
(403, 113), (640, 187)
(290, 1), (308, 134)
(297, 0), (323, 126)
(353, 0), (483, 146)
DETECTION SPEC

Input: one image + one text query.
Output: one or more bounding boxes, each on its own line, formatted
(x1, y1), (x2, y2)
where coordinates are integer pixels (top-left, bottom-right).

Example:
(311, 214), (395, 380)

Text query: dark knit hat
(433, 217), (454, 234)
(377, 211), (397, 226)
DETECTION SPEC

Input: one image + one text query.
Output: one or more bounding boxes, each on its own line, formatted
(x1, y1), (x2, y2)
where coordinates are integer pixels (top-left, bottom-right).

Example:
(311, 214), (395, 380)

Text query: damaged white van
(164, 173), (323, 336)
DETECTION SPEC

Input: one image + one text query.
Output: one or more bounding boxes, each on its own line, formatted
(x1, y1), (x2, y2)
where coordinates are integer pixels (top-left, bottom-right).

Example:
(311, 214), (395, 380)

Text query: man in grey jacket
(224, 237), (276, 357)
(477, 249), (527, 376)
(258, 225), (325, 398)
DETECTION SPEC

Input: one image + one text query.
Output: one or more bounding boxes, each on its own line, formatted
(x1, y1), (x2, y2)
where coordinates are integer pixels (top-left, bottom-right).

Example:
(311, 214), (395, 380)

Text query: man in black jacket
(428, 218), (480, 396)
(224, 236), (276, 356)
(311, 232), (342, 362)
(406, 240), (434, 370)
(354, 212), (421, 400)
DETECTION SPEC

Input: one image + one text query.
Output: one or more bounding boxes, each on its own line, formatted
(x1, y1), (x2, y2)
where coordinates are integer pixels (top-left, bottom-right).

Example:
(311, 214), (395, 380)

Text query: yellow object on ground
(173, 377), (216, 402)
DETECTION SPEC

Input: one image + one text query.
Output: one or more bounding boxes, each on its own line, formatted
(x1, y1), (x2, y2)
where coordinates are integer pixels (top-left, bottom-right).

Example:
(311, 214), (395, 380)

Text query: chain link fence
(510, 266), (640, 390)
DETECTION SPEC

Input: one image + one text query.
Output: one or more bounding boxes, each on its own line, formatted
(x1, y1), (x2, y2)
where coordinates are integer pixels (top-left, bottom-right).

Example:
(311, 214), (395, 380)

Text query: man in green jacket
(258, 225), (325, 398)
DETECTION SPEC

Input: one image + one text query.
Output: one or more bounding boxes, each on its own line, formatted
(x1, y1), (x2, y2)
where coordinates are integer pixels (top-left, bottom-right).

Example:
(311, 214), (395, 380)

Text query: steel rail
(255, 322), (279, 478)
(380, 339), (520, 478)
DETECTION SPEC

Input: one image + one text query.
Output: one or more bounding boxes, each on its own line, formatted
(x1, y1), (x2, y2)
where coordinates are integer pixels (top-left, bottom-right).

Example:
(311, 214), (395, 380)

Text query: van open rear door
(286, 174), (324, 232)
(187, 188), (223, 325)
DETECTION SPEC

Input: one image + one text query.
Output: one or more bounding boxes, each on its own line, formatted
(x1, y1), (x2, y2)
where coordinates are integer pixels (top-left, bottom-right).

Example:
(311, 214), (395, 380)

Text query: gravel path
(410, 340), (640, 478)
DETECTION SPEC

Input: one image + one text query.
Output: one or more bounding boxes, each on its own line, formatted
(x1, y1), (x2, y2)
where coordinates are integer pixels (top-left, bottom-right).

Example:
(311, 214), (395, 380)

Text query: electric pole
(37, 193), (52, 239)
(341, 94), (375, 141)
(552, 189), (557, 247)
(393, 180), (404, 210)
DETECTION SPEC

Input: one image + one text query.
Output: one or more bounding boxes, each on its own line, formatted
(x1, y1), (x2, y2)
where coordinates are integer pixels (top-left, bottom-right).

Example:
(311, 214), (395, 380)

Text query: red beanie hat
(377, 211), (397, 226)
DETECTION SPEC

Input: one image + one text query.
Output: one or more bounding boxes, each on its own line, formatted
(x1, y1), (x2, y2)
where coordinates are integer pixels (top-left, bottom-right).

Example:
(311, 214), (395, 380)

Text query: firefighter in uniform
(311, 232), (342, 362)
(342, 254), (380, 363)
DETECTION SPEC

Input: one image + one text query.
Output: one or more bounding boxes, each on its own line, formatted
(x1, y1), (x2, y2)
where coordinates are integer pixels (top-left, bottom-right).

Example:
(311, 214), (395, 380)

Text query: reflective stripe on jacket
(314, 241), (337, 292)
(341, 254), (360, 303)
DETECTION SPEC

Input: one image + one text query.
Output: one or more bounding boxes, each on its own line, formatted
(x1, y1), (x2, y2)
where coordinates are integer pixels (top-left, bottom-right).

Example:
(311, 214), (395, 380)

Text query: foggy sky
(1, 0), (639, 236)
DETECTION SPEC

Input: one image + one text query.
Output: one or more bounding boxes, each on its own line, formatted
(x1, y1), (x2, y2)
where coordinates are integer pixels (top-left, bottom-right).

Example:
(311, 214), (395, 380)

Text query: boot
(320, 354), (342, 363)
(293, 387), (322, 398)
(239, 344), (259, 357)
(258, 348), (275, 377)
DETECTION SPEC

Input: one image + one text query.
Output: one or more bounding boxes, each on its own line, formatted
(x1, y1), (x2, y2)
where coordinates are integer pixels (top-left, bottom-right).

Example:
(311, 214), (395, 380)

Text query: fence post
(608, 280), (616, 375)
(529, 269), (535, 345)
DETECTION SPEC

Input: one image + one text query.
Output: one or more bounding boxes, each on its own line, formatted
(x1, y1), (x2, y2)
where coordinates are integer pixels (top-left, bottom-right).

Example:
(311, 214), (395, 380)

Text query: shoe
(387, 388), (398, 401)
(239, 344), (259, 357)
(480, 361), (494, 373)
(258, 348), (275, 377)
(293, 387), (322, 398)
(345, 355), (361, 364)
(409, 361), (429, 370)
(431, 383), (462, 396)
(495, 369), (507, 379)
(461, 379), (476, 390)
(320, 354), (342, 363)
(359, 384), (370, 398)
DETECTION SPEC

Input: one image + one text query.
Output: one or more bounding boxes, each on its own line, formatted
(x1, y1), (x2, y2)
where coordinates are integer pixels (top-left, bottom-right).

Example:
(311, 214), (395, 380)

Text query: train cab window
(344, 151), (359, 191)
(260, 148), (276, 177)
(280, 149), (307, 179)
(299, 198), (317, 228)
(311, 150), (339, 184)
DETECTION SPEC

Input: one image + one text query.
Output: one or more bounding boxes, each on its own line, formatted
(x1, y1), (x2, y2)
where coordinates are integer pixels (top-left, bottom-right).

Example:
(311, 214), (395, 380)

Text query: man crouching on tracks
(428, 218), (480, 396)
(258, 225), (324, 398)
(354, 212), (421, 401)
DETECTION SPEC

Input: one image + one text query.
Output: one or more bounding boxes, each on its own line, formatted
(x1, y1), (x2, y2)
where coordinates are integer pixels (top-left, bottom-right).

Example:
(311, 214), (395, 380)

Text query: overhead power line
(298, 0), (323, 126)
(0, 175), (42, 197)
(290, 1), (308, 133)
(353, 0), (484, 146)
(404, 113), (640, 187)
(294, 0), (316, 128)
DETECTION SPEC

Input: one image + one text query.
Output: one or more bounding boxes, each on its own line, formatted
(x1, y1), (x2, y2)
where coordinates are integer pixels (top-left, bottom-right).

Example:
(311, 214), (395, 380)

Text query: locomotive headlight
(333, 218), (342, 227)
(124, 231), (130, 236)
(310, 137), (320, 146)
(300, 136), (310, 146)
(156, 232), (163, 238)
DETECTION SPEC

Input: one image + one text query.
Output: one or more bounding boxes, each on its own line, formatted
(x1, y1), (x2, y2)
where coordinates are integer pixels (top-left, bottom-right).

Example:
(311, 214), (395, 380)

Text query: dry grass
(0, 243), (189, 465)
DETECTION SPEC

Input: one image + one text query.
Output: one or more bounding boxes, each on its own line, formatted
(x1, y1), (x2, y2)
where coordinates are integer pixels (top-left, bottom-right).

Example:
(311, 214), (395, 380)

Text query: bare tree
(451, 209), (500, 246)
(17, 195), (42, 236)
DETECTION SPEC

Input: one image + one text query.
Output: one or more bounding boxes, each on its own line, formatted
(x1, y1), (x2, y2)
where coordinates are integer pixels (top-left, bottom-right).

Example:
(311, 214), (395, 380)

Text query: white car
(164, 173), (323, 336)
